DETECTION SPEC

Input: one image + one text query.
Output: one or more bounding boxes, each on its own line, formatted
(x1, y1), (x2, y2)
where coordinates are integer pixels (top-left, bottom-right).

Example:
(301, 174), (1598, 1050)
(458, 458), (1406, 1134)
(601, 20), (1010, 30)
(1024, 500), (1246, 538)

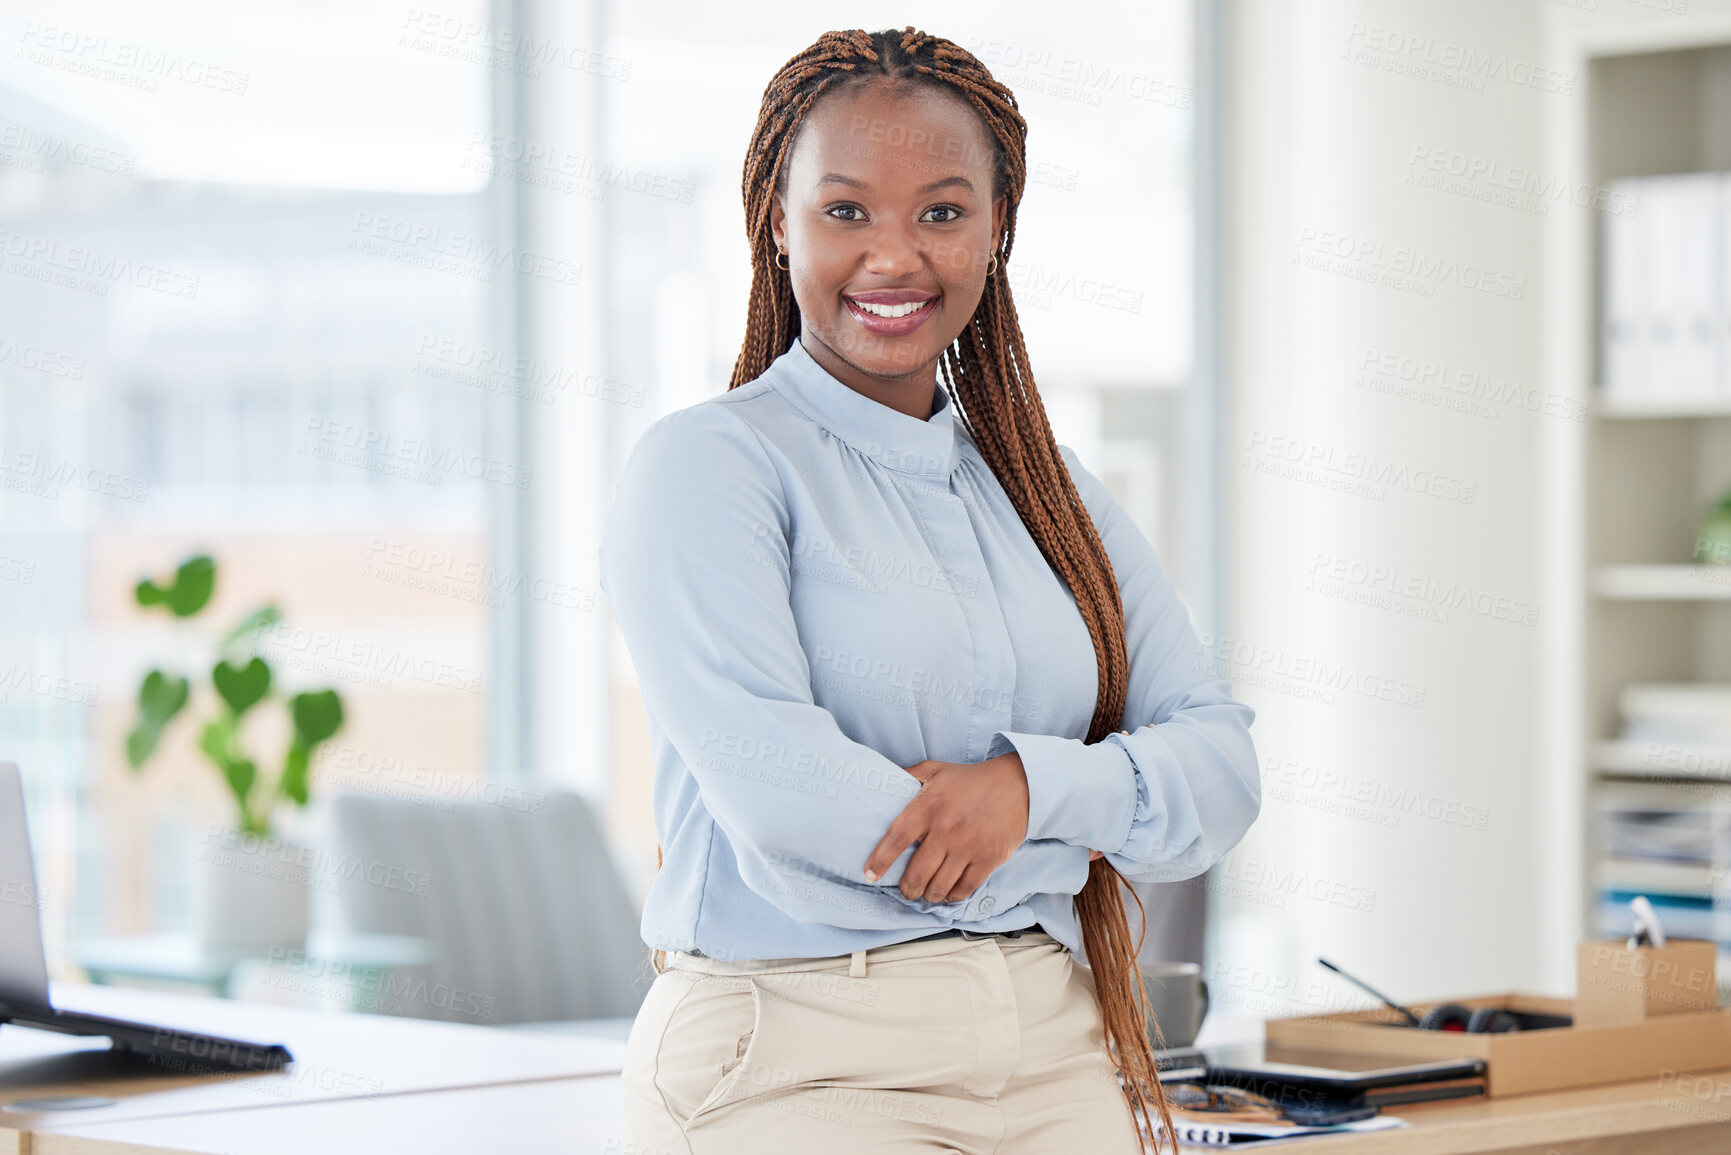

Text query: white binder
(1601, 176), (1649, 394)
(1602, 171), (1727, 397)
(1645, 172), (1722, 394)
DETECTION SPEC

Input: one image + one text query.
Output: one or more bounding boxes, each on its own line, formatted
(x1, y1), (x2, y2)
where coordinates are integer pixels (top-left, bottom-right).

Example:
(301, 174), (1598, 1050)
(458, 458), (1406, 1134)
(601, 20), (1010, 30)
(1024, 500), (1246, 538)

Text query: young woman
(600, 27), (1260, 1154)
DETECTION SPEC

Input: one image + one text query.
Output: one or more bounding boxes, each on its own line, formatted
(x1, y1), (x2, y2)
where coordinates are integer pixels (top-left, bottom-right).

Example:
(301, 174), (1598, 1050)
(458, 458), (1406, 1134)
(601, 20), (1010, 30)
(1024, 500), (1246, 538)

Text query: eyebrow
(818, 173), (976, 195)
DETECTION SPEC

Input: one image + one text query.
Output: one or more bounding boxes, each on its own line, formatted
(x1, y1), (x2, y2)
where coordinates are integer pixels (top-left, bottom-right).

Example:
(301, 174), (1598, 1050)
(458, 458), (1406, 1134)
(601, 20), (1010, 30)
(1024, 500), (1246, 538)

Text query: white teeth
(851, 298), (932, 319)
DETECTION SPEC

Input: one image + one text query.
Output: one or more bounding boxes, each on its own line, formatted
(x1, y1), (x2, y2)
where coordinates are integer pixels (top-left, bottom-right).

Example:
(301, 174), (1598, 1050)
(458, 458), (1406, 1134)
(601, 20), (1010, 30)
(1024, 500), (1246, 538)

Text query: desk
(25, 1060), (1731, 1154)
(31, 1074), (625, 1154)
(7, 998), (1731, 1154)
(0, 981), (625, 1155)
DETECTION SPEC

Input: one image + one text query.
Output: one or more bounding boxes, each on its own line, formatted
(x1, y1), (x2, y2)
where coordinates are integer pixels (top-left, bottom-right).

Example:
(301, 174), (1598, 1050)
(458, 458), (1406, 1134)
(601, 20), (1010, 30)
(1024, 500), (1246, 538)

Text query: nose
(861, 220), (923, 278)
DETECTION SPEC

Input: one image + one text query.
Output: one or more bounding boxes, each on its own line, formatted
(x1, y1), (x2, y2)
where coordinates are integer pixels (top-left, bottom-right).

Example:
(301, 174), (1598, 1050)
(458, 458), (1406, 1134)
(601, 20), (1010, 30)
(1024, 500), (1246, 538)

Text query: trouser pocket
(646, 973), (762, 1128)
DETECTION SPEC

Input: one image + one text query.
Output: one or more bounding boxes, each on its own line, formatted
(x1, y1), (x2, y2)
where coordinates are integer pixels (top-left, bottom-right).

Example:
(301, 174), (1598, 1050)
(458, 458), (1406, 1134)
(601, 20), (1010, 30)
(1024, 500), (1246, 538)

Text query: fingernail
(864, 869), (878, 882)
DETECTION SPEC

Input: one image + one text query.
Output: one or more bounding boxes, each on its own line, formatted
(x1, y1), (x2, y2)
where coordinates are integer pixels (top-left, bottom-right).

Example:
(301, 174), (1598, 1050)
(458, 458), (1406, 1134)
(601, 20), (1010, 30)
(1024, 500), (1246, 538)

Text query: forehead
(784, 80), (996, 190)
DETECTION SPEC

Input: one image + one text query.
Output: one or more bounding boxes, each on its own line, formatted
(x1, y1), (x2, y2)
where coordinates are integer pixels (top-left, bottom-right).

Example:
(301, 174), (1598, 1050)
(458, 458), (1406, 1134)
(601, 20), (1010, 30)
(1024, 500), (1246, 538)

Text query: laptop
(0, 761), (293, 1072)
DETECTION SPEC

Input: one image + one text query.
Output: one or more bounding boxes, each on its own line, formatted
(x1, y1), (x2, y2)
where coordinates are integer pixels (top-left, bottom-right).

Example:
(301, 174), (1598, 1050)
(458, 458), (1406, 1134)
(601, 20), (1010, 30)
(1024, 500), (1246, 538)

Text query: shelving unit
(1597, 392), (1731, 419)
(1593, 738), (1731, 774)
(1541, 21), (1731, 994)
(1594, 564), (1731, 600)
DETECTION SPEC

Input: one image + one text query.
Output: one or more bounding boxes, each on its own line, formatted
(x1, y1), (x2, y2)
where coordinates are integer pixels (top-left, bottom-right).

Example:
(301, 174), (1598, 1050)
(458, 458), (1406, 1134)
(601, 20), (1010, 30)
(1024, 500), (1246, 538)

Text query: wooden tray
(1264, 992), (1731, 1097)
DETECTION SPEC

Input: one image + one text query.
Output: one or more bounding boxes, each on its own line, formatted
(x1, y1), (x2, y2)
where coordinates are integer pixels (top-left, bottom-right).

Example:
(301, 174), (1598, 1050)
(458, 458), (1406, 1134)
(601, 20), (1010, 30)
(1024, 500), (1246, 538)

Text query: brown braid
(702, 26), (1175, 1151)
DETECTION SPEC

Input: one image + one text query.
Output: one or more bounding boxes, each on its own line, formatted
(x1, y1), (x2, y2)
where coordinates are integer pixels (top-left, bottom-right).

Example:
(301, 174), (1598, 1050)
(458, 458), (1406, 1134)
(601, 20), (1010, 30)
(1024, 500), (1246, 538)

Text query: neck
(801, 334), (939, 421)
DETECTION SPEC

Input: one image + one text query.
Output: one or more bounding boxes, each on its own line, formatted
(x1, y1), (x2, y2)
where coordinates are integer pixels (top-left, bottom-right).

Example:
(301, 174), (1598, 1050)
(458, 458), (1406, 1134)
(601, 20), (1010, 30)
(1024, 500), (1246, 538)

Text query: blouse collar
(764, 338), (959, 482)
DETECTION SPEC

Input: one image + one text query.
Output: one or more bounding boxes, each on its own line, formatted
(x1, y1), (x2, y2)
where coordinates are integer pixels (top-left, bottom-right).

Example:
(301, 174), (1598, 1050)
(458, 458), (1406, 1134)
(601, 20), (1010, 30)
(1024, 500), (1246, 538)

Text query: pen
(1318, 957), (1423, 1027)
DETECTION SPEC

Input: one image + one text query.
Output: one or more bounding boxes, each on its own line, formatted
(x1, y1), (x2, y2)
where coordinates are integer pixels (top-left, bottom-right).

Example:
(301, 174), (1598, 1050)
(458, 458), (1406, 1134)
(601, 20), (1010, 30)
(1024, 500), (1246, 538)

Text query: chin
(869, 350), (942, 380)
(827, 334), (936, 379)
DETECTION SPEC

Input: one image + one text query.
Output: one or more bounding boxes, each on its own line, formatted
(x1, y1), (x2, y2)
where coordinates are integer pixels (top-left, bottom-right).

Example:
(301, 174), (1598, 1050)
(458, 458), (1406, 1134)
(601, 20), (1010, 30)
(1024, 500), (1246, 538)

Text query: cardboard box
(1575, 939), (1719, 1026)
(1265, 993), (1731, 1097)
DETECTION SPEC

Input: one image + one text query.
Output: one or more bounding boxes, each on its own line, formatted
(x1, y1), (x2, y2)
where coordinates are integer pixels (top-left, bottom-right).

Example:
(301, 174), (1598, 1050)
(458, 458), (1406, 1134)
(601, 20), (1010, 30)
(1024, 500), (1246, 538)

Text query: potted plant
(126, 554), (345, 951)
(1697, 487), (1731, 566)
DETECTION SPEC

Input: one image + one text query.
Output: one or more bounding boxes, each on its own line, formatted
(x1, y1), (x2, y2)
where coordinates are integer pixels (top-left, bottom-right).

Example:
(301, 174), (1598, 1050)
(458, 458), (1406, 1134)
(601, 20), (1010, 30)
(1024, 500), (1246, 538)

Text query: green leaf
(198, 717), (254, 815)
(139, 670), (190, 724)
(165, 555), (216, 617)
(134, 555), (216, 617)
(290, 690), (343, 746)
(125, 725), (157, 768)
(221, 604), (282, 652)
(280, 741), (311, 807)
(199, 717), (234, 765)
(212, 657), (270, 716)
(224, 758), (257, 811)
(126, 670), (189, 767)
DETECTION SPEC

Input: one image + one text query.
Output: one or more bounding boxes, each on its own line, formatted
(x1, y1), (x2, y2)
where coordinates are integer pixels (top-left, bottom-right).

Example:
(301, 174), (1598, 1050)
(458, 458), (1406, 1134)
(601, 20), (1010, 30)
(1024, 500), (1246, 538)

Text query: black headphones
(1417, 1002), (1520, 1034)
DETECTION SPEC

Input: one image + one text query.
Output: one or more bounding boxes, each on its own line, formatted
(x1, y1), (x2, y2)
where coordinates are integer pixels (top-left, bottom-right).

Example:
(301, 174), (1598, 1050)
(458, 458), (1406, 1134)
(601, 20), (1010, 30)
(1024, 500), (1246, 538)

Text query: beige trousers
(619, 930), (1146, 1154)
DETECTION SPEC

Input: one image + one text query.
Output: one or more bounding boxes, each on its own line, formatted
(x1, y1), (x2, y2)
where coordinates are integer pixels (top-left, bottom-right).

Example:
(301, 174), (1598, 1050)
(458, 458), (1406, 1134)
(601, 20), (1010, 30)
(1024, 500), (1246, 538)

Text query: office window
(0, 1), (501, 973)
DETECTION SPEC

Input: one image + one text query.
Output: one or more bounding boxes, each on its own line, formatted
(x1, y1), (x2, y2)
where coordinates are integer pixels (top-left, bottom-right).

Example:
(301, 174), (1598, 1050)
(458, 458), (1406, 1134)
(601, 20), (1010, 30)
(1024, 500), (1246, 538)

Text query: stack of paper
(1597, 781), (1729, 860)
(1156, 1112), (1407, 1149)
(1600, 172), (1729, 398)
(1618, 684), (1731, 746)
(1591, 777), (1731, 945)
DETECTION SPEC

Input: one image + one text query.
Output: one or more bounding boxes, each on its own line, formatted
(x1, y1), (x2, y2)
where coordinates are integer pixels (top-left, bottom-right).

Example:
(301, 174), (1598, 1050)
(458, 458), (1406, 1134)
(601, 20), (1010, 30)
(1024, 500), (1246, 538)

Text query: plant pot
(194, 829), (311, 952)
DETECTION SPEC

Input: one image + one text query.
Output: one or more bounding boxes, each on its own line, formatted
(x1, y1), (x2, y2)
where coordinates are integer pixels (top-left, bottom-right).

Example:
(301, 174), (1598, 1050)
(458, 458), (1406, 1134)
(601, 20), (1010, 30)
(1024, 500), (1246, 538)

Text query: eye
(921, 205), (964, 223)
(826, 203), (867, 222)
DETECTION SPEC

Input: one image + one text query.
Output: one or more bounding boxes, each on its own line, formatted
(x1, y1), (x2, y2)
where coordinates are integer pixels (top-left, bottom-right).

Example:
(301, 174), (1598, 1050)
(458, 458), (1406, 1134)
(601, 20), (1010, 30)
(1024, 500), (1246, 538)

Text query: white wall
(1214, 0), (1731, 1014)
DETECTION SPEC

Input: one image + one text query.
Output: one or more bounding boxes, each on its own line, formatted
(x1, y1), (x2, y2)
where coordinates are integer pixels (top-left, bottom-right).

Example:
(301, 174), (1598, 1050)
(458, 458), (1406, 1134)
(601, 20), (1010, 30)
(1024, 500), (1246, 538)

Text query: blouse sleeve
(600, 406), (1090, 926)
(984, 445), (1261, 885)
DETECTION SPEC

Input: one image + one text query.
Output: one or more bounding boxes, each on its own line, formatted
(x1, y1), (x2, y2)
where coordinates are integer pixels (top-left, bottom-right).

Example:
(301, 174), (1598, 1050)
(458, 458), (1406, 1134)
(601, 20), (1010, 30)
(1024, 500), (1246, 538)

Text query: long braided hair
(721, 26), (1178, 1151)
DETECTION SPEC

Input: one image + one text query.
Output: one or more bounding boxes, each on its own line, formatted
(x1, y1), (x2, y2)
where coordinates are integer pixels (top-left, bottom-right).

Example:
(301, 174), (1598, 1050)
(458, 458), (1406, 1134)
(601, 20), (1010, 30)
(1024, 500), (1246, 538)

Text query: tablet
(1158, 1041), (1486, 1095)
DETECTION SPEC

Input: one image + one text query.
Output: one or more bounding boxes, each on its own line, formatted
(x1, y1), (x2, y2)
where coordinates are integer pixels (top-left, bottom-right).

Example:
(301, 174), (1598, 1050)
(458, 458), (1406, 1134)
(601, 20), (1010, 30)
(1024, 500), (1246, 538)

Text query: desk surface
(0, 981), (625, 1153)
(1301, 1068), (1731, 1153)
(34, 1073), (624, 1155)
(8, 995), (1731, 1155)
(26, 1062), (1731, 1155)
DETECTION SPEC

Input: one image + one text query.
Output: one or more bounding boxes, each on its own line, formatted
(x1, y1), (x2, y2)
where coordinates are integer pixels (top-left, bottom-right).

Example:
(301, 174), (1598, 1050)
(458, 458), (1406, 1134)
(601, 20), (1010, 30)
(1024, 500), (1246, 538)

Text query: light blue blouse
(598, 338), (1260, 964)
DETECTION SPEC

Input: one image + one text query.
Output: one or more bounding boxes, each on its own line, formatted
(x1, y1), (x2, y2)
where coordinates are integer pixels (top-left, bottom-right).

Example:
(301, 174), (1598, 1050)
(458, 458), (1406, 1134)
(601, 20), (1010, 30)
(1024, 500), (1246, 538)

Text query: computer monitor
(0, 760), (292, 1071)
(0, 760), (54, 1013)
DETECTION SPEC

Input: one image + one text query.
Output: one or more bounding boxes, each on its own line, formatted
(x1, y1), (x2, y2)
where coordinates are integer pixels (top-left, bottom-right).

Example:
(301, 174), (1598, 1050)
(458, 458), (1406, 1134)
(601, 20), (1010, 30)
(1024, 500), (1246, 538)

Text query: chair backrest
(326, 789), (648, 1024)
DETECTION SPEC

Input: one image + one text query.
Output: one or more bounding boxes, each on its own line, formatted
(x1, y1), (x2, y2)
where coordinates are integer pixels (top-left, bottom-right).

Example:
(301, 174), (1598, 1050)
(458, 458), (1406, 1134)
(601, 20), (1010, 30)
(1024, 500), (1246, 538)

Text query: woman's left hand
(863, 754), (1030, 903)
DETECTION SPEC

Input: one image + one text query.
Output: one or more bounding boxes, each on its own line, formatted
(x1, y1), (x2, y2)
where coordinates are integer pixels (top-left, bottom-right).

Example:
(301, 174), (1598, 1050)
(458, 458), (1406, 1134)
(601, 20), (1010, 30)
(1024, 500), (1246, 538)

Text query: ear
(770, 191), (788, 251)
(991, 195), (1006, 248)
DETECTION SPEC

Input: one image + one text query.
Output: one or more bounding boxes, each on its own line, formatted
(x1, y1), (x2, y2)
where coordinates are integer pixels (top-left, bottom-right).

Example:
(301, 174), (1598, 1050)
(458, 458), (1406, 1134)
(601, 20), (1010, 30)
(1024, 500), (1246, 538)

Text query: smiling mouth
(844, 296), (937, 319)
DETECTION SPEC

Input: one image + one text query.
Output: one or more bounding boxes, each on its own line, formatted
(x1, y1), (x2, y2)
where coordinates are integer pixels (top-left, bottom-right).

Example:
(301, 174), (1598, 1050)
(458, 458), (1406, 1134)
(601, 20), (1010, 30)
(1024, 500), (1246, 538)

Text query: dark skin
(771, 80), (1001, 420)
(770, 81), (1103, 904)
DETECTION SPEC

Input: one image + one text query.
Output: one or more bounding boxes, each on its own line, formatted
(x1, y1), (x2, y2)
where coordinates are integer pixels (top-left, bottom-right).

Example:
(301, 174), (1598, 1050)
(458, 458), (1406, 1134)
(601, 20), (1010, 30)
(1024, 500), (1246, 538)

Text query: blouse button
(979, 896), (996, 913)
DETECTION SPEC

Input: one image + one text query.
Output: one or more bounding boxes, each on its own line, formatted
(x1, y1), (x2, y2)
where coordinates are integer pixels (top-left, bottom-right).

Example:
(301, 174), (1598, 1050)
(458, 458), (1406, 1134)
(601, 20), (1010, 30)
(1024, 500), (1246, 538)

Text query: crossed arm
(864, 753), (1104, 904)
(866, 445), (1261, 898)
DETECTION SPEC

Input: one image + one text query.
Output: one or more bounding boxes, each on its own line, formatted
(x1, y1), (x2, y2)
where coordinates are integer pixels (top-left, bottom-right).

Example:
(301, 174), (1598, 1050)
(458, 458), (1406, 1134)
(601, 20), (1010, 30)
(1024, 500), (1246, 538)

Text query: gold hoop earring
(986, 251), (998, 276)
(775, 249), (789, 272)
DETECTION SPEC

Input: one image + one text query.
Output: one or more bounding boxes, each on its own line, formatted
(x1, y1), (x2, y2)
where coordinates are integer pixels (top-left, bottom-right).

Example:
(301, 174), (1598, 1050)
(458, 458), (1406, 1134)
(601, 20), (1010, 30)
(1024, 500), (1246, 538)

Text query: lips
(843, 290), (939, 336)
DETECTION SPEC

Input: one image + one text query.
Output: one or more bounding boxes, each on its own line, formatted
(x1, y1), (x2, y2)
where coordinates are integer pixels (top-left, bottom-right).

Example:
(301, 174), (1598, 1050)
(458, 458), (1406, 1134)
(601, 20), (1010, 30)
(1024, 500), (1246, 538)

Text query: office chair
(325, 789), (647, 1025)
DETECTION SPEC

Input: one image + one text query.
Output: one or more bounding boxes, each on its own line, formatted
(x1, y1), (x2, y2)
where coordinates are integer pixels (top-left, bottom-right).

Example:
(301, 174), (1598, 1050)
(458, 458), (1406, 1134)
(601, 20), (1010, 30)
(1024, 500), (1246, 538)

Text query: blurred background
(3, 0), (1730, 1033)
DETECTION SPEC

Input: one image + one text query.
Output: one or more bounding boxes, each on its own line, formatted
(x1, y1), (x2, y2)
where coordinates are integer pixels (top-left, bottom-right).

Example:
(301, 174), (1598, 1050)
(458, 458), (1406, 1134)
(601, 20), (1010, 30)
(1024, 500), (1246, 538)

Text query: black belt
(897, 921), (1045, 946)
(678, 922), (1047, 960)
